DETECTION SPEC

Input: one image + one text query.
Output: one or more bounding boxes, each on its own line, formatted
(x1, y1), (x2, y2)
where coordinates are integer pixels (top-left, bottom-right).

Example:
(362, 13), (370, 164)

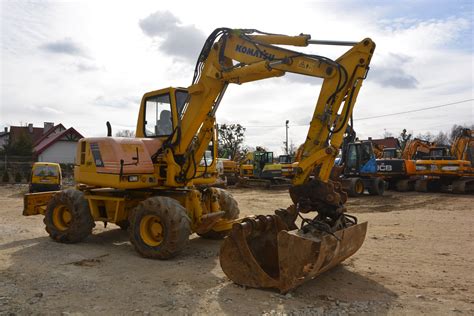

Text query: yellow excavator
(376, 138), (433, 191)
(23, 28), (375, 292)
(414, 128), (473, 193)
(238, 148), (289, 188)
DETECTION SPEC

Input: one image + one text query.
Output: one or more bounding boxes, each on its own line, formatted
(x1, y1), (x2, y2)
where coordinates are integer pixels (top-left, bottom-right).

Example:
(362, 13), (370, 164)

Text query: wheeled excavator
(330, 127), (385, 196)
(23, 28), (375, 293)
(414, 128), (473, 193)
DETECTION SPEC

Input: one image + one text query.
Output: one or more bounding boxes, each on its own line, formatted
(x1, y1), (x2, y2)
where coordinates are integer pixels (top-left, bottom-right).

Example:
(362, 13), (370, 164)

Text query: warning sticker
(90, 143), (104, 167)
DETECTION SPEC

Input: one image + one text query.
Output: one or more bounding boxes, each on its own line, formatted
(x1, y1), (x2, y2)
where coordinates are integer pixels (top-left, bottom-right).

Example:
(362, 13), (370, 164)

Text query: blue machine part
(360, 157), (377, 174)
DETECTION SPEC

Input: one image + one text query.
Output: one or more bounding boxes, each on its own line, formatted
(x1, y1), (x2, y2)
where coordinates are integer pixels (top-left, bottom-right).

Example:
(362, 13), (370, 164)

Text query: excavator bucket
(220, 215), (367, 293)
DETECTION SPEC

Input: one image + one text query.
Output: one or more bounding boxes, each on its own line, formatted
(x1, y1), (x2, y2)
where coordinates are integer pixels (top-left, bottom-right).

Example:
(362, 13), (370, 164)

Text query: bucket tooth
(220, 217), (367, 293)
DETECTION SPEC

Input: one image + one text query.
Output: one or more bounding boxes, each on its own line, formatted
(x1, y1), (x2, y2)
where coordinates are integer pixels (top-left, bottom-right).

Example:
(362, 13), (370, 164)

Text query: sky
(1, 0), (473, 155)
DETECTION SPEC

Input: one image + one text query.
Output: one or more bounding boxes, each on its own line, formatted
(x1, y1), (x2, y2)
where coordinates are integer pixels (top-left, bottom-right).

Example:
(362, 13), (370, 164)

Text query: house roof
(369, 137), (400, 149)
(9, 126), (44, 144)
(34, 127), (84, 156)
(33, 124), (66, 146)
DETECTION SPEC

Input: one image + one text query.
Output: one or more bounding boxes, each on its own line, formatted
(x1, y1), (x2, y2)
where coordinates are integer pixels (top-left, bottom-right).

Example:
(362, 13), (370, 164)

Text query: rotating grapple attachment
(220, 214), (367, 293)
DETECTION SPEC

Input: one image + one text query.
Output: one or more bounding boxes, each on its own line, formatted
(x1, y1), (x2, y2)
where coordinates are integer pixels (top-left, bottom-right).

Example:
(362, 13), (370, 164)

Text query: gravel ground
(0, 184), (473, 315)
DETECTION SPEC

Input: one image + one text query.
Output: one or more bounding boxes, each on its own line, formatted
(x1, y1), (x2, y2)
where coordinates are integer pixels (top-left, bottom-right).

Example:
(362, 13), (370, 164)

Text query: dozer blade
(220, 215), (367, 293)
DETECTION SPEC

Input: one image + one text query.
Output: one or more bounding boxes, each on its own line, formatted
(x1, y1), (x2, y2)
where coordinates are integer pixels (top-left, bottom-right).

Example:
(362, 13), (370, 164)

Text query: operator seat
(157, 110), (172, 135)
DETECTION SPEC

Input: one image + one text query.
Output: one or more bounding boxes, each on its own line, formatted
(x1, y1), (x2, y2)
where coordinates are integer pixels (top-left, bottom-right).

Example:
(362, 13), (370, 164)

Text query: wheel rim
(52, 205), (72, 231)
(355, 181), (364, 194)
(140, 215), (164, 247)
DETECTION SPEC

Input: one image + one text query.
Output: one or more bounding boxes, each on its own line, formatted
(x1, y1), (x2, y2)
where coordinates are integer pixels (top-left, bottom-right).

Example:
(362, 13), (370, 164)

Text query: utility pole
(285, 120), (289, 155)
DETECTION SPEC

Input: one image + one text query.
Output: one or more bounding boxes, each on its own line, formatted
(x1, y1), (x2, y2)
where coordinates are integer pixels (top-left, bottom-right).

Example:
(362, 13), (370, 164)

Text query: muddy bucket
(220, 215), (367, 293)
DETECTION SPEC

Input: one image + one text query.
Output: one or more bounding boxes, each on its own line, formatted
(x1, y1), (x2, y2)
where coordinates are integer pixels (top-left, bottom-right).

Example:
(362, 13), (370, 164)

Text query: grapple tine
(220, 216), (368, 293)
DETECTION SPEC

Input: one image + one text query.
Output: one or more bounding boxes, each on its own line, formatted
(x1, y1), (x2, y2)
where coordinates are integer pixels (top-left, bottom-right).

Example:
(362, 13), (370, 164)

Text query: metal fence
(0, 155), (75, 184)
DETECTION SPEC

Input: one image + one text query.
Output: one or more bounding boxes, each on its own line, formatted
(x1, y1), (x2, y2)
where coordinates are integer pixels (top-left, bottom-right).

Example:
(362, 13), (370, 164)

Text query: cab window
(175, 90), (189, 117)
(346, 145), (358, 169)
(144, 94), (173, 137)
(34, 166), (59, 177)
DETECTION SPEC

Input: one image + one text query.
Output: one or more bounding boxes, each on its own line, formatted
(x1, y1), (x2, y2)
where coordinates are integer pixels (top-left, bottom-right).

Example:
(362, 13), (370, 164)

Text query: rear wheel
(396, 179), (410, 192)
(368, 178), (385, 195)
(415, 179), (428, 192)
(347, 178), (364, 197)
(44, 189), (94, 243)
(198, 188), (240, 239)
(129, 196), (191, 259)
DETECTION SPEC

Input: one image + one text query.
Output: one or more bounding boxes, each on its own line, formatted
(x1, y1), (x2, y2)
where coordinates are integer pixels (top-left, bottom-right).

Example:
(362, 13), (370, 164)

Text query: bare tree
(398, 129), (412, 151)
(433, 131), (450, 146)
(415, 132), (434, 143)
(115, 129), (136, 138)
(383, 129), (394, 138)
(281, 140), (298, 157)
(450, 124), (474, 144)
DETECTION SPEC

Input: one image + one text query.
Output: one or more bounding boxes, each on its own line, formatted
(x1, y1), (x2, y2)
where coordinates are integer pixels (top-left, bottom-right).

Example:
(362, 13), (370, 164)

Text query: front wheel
(129, 196), (191, 259)
(347, 178), (364, 197)
(44, 189), (94, 243)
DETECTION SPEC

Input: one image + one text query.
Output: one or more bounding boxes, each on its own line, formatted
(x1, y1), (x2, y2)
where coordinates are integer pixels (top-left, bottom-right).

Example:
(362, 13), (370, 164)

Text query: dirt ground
(0, 184), (473, 315)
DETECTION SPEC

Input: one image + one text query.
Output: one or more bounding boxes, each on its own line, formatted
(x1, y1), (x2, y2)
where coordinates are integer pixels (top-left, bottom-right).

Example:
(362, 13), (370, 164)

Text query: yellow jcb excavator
(376, 138), (433, 191)
(414, 128), (473, 193)
(23, 28), (375, 293)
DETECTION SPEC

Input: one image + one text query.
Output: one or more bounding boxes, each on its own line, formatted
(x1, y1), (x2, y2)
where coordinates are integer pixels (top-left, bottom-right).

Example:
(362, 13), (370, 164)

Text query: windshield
(33, 165), (59, 177)
(279, 155), (291, 163)
(144, 94), (172, 137)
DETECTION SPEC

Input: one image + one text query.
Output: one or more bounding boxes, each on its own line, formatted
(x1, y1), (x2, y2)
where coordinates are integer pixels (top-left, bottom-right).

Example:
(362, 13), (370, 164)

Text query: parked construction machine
(23, 28), (375, 293)
(414, 128), (473, 193)
(336, 139), (385, 196)
(278, 154), (295, 178)
(376, 138), (433, 191)
(217, 158), (239, 185)
(238, 148), (289, 188)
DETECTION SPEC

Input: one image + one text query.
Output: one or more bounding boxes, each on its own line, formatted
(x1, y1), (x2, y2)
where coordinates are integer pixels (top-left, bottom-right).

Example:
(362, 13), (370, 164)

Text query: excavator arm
(402, 138), (434, 160)
(136, 28), (375, 292)
(159, 29), (375, 195)
(158, 28), (375, 293)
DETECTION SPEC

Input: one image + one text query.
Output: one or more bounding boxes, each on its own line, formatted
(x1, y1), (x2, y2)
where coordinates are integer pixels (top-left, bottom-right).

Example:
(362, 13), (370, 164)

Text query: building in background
(2, 122), (84, 164)
(368, 137), (400, 149)
(0, 127), (9, 148)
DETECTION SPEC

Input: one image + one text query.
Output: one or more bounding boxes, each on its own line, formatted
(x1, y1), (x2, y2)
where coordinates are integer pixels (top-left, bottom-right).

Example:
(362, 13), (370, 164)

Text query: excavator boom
(202, 29), (377, 292)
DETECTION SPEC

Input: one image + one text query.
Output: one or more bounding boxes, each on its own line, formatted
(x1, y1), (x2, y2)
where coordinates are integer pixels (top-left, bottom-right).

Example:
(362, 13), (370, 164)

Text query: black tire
(44, 189), (94, 243)
(198, 188), (240, 239)
(415, 179), (428, 192)
(347, 178), (364, 197)
(368, 178), (385, 195)
(452, 180), (466, 194)
(129, 196), (191, 259)
(116, 220), (129, 230)
(396, 179), (410, 192)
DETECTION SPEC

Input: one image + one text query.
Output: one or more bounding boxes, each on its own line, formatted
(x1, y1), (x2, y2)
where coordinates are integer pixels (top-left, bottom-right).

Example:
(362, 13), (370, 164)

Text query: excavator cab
(279, 155), (294, 178)
(344, 141), (377, 175)
(382, 148), (401, 159)
(253, 151), (281, 179)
